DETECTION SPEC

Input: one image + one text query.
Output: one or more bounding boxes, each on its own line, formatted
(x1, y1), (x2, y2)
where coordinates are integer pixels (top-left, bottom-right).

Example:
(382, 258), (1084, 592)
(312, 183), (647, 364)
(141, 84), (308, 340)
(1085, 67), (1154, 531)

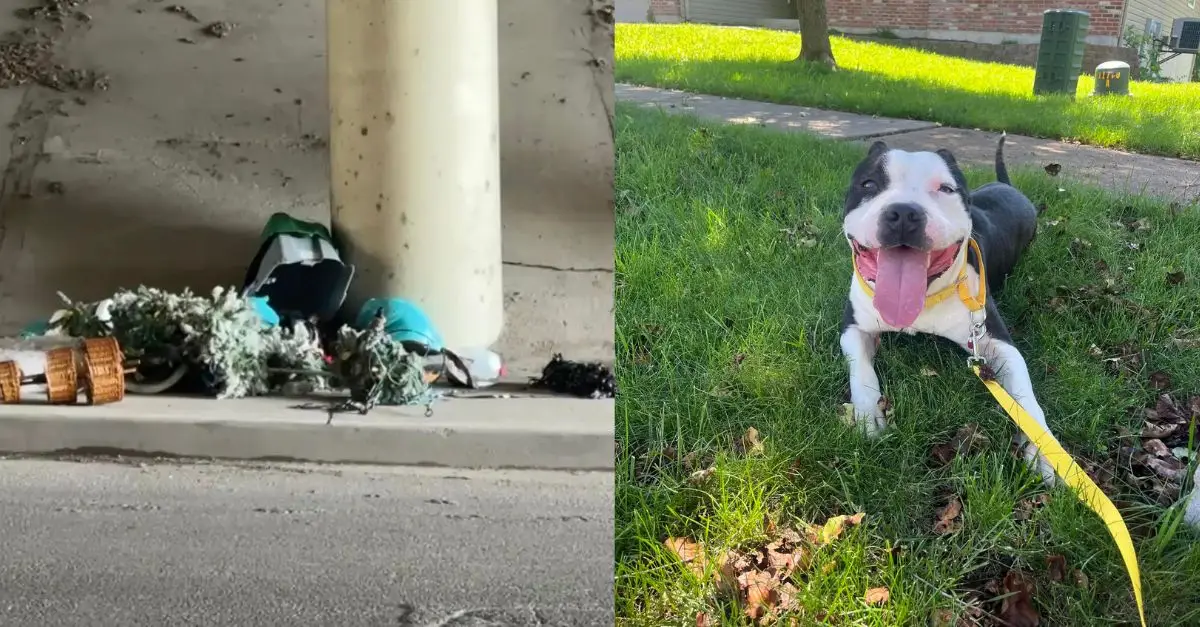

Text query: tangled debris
(48, 286), (436, 417)
(51, 286), (326, 399)
(325, 309), (434, 417)
(529, 353), (615, 399)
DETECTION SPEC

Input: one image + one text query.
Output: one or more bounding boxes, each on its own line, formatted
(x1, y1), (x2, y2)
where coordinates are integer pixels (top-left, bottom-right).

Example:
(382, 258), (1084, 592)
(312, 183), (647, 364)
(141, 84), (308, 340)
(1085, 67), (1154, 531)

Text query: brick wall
(651, 0), (682, 19)
(846, 34), (1142, 76)
(827, 0), (1126, 37)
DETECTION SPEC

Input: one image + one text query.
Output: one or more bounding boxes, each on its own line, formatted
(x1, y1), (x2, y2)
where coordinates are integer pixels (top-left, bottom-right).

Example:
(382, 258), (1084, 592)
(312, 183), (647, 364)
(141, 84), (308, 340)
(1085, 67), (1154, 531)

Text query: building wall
(1123, 0), (1199, 80)
(617, 0), (653, 22)
(651, 0), (683, 21)
(827, 0), (1126, 41)
(846, 34), (1140, 74)
(687, 0), (796, 24)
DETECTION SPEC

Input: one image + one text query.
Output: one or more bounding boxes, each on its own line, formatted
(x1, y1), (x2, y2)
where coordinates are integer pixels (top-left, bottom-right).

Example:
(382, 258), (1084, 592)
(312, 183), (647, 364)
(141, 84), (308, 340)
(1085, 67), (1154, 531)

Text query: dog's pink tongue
(873, 247), (928, 328)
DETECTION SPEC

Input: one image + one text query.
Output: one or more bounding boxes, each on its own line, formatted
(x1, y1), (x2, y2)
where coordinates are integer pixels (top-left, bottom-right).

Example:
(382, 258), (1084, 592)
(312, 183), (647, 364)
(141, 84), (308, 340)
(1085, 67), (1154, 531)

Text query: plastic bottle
(450, 347), (506, 388)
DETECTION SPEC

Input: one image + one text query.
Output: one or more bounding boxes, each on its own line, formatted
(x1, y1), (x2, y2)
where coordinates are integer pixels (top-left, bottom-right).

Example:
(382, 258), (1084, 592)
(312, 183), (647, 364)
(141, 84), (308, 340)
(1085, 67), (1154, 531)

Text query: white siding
(1123, 0), (1199, 80)
(687, 0), (797, 25)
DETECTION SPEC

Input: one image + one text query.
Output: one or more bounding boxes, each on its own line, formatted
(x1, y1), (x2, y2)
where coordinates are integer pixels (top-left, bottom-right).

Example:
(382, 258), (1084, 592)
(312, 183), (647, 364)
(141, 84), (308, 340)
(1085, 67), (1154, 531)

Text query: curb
(0, 396), (615, 470)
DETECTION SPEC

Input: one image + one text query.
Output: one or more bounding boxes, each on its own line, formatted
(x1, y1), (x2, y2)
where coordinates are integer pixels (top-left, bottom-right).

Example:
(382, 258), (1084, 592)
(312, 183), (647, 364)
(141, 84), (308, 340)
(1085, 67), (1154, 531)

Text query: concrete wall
(494, 0), (616, 371)
(0, 0), (614, 376)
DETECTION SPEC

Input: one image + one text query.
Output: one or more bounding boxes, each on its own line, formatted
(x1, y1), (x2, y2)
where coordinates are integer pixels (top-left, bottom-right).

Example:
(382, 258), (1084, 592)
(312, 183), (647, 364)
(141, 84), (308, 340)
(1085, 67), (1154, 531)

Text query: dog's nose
(879, 203), (927, 243)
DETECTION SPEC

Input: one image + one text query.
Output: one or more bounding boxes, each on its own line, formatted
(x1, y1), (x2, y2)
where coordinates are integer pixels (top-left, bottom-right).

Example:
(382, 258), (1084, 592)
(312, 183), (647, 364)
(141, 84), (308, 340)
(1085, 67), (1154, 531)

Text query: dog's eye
(938, 184), (957, 194)
(861, 180), (877, 191)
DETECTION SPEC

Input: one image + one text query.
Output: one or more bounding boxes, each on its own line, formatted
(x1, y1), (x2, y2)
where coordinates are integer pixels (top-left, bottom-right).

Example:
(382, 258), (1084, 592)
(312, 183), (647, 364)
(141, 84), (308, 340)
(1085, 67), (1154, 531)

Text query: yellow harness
(851, 238), (1146, 627)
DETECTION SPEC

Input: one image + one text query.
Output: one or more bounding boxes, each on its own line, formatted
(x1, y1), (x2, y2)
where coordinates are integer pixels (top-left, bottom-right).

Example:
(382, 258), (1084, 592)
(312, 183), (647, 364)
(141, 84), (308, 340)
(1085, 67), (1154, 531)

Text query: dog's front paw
(845, 395), (889, 438)
(1022, 441), (1059, 488)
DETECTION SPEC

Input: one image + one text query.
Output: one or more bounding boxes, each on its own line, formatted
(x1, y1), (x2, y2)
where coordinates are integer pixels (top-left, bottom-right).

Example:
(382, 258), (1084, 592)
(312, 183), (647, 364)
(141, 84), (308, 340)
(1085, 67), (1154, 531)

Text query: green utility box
(1093, 60), (1131, 96)
(1033, 9), (1091, 97)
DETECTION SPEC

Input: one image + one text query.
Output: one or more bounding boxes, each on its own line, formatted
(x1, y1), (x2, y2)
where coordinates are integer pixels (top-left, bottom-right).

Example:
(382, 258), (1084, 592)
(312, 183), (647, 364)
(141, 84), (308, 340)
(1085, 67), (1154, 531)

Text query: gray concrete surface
(617, 84), (939, 139)
(0, 459), (613, 626)
(617, 83), (1200, 204)
(0, 392), (615, 470)
(0, 0), (615, 377)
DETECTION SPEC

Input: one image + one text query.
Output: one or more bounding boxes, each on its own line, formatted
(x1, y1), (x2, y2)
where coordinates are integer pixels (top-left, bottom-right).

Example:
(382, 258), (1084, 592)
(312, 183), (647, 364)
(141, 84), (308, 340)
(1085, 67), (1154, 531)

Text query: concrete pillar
(327, 0), (503, 349)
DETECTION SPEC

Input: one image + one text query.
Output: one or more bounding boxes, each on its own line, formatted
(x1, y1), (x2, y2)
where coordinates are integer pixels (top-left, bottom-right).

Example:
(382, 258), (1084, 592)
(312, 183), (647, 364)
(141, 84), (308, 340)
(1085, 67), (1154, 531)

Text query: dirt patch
(0, 0), (109, 91)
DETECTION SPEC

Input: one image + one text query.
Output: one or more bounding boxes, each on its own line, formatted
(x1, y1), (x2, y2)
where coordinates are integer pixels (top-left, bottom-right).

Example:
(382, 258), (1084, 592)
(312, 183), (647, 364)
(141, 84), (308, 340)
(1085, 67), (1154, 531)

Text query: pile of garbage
(13, 212), (612, 412)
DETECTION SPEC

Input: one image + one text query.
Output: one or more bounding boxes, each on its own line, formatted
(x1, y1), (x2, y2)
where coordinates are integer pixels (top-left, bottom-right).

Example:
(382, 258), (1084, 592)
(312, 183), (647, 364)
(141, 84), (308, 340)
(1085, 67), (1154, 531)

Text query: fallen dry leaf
(740, 570), (778, 621)
(864, 586), (890, 605)
(817, 513), (865, 545)
(999, 571), (1040, 627)
(933, 496), (963, 535)
(764, 513), (778, 537)
(930, 608), (955, 627)
(931, 423), (990, 465)
(1046, 554), (1067, 582)
(1143, 455), (1185, 481)
(695, 611), (717, 627)
(664, 537), (706, 578)
(737, 427), (765, 456)
(689, 467), (716, 486)
(1143, 438), (1170, 457)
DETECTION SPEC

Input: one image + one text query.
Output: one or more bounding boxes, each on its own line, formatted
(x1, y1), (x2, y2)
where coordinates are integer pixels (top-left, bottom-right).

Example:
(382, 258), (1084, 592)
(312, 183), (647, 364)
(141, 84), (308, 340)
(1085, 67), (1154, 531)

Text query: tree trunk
(795, 0), (836, 68)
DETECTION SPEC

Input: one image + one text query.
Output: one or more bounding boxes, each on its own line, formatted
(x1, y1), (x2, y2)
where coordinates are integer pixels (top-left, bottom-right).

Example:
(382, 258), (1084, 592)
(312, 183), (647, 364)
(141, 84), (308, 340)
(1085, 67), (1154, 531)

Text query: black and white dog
(838, 136), (1060, 485)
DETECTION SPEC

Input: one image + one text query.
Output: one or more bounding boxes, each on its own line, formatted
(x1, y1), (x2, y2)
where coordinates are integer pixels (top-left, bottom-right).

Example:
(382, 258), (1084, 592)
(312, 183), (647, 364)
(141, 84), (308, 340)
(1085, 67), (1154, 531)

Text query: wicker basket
(82, 337), (125, 405)
(0, 360), (20, 404)
(44, 346), (79, 404)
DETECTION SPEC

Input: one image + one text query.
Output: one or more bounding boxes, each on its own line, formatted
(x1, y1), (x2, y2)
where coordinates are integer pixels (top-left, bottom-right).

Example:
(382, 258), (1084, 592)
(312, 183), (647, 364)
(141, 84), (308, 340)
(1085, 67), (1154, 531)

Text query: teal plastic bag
(355, 298), (444, 352)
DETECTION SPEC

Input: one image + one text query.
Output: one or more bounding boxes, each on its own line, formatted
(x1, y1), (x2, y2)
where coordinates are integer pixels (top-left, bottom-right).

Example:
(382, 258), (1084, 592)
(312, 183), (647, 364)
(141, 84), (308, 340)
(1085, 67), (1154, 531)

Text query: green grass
(614, 104), (1200, 625)
(615, 24), (1200, 160)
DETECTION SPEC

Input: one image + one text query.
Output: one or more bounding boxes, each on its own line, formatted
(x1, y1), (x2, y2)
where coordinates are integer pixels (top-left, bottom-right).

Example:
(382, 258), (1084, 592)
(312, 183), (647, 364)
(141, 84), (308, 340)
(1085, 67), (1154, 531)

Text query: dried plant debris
(665, 513), (866, 625)
(202, 21), (236, 38)
(14, 0), (91, 24)
(166, 5), (201, 22)
(1116, 392), (1198, 505)
(998, 570), (1041, 627)
(931, 423), (990, 465)
(1, 2), (108, 91)
(529, 353), (616, 398)
(932, 495), (963, 535)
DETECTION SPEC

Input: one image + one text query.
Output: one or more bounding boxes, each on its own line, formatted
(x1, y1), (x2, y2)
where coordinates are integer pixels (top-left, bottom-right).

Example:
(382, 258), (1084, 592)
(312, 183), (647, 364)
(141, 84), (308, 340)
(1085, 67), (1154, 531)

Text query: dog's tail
(995, 132), (1011, 186)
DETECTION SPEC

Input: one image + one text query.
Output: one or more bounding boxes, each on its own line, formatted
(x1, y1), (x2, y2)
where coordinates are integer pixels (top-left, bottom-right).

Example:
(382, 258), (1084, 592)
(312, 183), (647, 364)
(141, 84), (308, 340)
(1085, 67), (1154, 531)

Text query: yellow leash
(851, 238), (1146, 626)
(972, 366), (1146, 627)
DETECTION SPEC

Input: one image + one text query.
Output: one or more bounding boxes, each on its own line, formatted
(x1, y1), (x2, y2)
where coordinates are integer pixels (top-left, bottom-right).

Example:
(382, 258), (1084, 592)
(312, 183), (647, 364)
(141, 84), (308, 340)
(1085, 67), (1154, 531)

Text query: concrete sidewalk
(0, 393), (615, 470)
(617, 84), (1200, 204)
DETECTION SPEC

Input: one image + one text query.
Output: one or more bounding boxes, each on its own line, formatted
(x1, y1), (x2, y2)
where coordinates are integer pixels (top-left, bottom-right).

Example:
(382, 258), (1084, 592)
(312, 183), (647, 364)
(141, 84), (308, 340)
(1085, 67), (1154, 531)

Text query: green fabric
(259, 212), (334, 244)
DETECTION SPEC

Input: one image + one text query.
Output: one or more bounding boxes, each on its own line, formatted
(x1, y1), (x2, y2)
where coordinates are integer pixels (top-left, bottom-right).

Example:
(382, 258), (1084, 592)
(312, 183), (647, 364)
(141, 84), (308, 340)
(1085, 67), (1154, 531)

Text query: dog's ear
(935, 148), (959, 168)
(867, 140), (888, 159)
(935, 148), (969, 195)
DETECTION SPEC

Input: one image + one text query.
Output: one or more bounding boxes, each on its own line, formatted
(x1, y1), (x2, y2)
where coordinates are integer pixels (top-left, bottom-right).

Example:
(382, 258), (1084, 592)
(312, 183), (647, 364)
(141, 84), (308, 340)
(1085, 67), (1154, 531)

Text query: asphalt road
(0, 458), (613, 626)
